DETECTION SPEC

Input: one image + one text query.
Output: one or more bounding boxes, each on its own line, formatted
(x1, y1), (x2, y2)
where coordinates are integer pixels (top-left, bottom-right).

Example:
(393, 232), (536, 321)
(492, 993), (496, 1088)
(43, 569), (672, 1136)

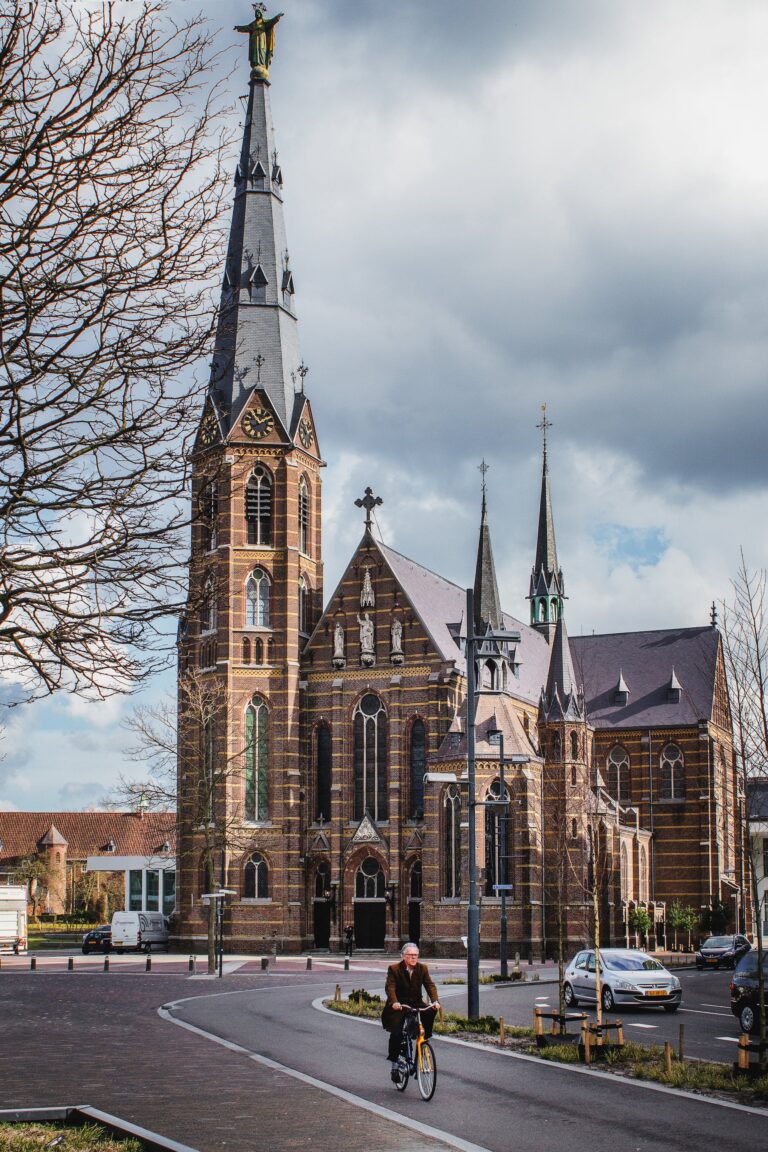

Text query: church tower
(528, 407), (565, 640)
(176, 9), (323, 953)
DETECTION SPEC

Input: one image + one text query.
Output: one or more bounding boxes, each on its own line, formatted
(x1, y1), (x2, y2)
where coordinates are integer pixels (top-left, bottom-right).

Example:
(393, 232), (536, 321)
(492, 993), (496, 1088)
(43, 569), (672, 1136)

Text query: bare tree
(722, 553), (767, 1066)
(0, 0), (233, 703)
(121, 668), (250, 974)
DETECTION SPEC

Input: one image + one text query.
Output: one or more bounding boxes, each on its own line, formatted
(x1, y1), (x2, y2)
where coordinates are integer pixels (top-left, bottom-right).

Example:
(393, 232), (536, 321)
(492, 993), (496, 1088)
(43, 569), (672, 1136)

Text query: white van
(111, 911), (168, 953)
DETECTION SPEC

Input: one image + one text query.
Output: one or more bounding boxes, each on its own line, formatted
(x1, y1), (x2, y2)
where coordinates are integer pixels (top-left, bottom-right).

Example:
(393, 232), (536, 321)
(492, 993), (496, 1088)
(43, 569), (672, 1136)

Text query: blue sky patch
(592, 523), (669, 572)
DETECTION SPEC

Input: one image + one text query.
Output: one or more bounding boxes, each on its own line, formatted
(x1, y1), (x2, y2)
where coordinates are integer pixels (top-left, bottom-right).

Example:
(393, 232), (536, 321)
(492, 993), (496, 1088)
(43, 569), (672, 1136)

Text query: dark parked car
(81, 924), (112, 955)
(730, 949), (768, 1033)
(695, 934), (751, 970)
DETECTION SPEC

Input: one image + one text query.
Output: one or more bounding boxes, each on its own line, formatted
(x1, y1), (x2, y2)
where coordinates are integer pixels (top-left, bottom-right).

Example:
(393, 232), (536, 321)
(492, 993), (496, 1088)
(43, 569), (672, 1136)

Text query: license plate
(646, 990), (666, 997)
(706, 958), (718, 964)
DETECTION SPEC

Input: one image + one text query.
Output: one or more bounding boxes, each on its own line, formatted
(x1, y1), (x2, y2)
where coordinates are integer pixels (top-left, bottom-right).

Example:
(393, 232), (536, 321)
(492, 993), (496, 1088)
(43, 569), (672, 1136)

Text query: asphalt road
(166, 975), (767, 1152)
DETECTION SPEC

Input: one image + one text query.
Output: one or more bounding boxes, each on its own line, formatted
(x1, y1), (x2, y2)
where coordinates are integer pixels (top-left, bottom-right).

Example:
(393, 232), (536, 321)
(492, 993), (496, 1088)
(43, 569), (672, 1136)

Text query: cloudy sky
(4, 0), (768, 810)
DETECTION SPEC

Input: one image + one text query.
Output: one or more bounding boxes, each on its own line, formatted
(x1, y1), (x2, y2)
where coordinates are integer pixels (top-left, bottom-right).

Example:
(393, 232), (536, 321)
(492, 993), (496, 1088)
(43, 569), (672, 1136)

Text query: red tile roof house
(0, 811), (176, 918)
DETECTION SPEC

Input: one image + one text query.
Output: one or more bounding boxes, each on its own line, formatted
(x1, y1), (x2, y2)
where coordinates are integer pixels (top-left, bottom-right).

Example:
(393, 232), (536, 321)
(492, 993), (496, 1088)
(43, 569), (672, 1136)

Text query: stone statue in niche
(332, 620), (345, 669)
(357, 612), (375, 666)
(390, 616), (403, 665)
(360, 566), (375, 608)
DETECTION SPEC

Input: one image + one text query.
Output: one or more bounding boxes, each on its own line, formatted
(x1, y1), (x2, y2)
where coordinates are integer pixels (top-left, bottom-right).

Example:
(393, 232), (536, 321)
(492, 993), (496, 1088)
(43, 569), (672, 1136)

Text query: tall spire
(473, 460), (502, 633)
(209, 9), (302, 437)
(528, 405), (565, 635)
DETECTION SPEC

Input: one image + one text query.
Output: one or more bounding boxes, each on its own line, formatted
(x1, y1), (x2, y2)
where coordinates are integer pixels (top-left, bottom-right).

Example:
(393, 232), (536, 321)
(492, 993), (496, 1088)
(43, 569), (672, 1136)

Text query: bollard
(616, 1021), (624, 1047)
(534, 1008), (542, 1037)
(30, 956), (36, 971)
(499, 1017), (505, 1046)
(344, 956), (350, 971)
(145, 955), (152, 972)
(663, 1041), (673, 1075)
(306, 956), (312, 970)
(189, 955), (196, 973)
(678, 1022), (685, 1062)
(582, 1019), (591, 1064)
(261, 956), (269, 971)
(68, 957), (74, 971)
(738, 1033), (750, 1072)
(334, 984), (341, 1002)
(104, 956), (109, 972)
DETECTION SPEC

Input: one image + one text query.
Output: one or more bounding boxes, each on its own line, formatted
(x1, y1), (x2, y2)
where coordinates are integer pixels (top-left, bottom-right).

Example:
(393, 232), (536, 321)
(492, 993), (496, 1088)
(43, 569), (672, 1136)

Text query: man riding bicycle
(382, 942), (441, 1079)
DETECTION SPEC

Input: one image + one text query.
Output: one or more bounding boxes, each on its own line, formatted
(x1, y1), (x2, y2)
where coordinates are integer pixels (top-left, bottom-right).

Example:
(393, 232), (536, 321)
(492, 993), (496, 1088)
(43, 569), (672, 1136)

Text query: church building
(175, 12), (746, 957)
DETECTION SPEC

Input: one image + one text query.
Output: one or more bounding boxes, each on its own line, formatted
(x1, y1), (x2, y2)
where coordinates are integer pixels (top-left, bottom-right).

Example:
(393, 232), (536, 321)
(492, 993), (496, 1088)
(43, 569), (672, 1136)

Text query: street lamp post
(201, 889), (236, 978)
(465, 587), (521, 1017)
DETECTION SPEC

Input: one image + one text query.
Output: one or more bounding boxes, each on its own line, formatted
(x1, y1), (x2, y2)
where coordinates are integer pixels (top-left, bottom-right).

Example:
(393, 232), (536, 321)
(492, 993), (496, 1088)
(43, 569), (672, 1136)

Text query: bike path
(164, 979), (768, 1152)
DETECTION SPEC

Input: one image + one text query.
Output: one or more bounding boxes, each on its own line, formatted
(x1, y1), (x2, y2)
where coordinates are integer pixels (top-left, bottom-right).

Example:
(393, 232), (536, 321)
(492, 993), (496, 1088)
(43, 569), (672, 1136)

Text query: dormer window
(250, 160), (267, 189)
(250, 265), (268, 304)
(667, 669), (682, 704)
(614, 671), (629, 707)
(272, 162), (283, 189)
(282, 269), (294, 310)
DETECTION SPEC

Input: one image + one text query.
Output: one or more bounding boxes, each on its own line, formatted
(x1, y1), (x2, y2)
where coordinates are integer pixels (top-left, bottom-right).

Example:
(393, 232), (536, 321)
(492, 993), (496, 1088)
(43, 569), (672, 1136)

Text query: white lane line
(679, 1008), (733, 1018)
(716, 1036), (740, 1044)
(625, 1023), (657, 1030)
(159, 1007), (492, 1152)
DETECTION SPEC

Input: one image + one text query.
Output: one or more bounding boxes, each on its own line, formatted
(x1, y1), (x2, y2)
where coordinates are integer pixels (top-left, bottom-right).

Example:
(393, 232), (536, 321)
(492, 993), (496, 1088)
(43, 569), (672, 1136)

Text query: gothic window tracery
(200, 576), (217, 634)
(246, 568), (270, 628)
(659, 743), (685, 800)
(355, 856), (385, 899)
(607, 745), (631, 804)
(353, 694), (387, 821)
(245, 466), (272, 545)
(244, 852), (268, 898)
(199, 480), (217, 552)
(484, 779), (511, 896)
(316, 722), (331, 824)
(245, 696), (269, 822)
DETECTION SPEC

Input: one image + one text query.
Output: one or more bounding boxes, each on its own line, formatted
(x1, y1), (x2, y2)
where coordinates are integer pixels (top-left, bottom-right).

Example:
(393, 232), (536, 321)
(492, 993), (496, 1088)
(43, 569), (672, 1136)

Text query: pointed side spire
(528, 405), (565, 634)
(544, 614), (583, 719)
(473, 461), (502, 633)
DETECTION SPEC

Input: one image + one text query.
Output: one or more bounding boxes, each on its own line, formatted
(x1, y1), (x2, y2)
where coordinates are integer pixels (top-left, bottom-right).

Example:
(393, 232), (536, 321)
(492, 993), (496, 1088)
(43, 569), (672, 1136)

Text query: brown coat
(381, 960), (438, 1031)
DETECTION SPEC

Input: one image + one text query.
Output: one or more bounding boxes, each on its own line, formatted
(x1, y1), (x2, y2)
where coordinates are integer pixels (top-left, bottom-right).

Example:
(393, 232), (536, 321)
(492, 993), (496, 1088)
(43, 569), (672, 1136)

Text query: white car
(563, 948), (682, 1013)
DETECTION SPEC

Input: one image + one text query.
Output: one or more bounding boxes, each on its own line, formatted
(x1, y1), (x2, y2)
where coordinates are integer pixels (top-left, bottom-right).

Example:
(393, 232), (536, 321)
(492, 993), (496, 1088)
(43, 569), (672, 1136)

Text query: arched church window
(409, 860), (422, 900)
(315, 860), (331, 899)
(607, 745), (631, 804)
(409, 719), (426, 820)
(298, 475), (310, 555)
(254, 637), (264, 664)
(243, 852), (268, 899)
(242, 637), (250, 664)
(316, 723), (331, 823)
(355, 856), (385, 899)
(443, 785), (461, 898)
(199, 480), (217, 552)
(246, 568), (270, 628)
(298, 575), (309, 635)
(639, 846), (648, 901)
(245, 466), (272, 546)
(620, 842), (629, 901)
(484, 779), (511, 896)
(659, 743), (684, 800)
(353, 694), (388, 822)
(570, 730), (579, 760)
(571, 818), (578, 839)
(551, 732), (561, 761)
(200, 576), (216, 634)
(245, 696), (269, 821)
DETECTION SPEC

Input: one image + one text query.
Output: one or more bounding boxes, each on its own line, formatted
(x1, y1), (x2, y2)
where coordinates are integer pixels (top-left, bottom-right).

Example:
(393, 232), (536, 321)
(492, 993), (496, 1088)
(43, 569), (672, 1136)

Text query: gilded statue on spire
(235, 5), (284, 80)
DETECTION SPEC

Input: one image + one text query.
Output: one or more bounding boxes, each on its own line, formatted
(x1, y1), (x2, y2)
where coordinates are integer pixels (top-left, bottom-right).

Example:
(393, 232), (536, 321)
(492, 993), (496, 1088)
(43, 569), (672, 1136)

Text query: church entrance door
(313, 899), (331, 949)
(354, 902), (385, 949)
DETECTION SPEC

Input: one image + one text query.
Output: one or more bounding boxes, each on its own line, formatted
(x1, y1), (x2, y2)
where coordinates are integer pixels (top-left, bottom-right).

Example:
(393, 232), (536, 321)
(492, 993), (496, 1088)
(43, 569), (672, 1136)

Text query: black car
(81, 924), (112, 954)
(730, 949), (768, 1033)
(695, 934), (751, 970)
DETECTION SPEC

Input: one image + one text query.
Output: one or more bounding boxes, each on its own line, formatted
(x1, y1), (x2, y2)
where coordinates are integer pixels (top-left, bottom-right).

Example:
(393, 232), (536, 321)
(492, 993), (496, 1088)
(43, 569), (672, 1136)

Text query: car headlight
(670, 977), (680, 990)
(614, 981), (638, 992)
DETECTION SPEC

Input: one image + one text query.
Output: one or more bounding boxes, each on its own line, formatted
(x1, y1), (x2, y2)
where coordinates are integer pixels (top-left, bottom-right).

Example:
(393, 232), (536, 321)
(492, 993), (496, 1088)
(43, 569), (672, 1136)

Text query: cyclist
(382, 942), (440, 1079)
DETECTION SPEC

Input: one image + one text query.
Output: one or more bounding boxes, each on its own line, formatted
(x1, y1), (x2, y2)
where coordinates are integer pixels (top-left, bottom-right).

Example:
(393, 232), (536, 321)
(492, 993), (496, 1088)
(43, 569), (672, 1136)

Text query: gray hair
(401, 942), (419, 956)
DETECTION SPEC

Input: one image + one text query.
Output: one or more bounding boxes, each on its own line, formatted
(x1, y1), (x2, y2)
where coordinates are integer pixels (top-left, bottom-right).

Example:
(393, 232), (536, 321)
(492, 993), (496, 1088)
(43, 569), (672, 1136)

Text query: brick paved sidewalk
(0, 973), (454, 1152)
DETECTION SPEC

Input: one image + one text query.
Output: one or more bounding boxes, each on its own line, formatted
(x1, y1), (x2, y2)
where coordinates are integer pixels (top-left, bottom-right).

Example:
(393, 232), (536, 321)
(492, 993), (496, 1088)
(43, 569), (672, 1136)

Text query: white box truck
(0, 885), (28, 953)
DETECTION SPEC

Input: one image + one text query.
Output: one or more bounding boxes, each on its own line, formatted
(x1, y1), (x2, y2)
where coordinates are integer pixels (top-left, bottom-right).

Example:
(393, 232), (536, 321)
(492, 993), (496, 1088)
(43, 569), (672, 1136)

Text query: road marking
(679, 1008), (732, 1018)
(625, 1023), (657, 1030)
(159, 1007), (492, 1152)
(716, 1036), (740, 1044)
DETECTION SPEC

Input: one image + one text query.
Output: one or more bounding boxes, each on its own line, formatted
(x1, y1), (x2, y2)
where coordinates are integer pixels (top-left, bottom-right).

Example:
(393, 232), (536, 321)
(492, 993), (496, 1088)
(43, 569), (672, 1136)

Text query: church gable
(233, 388), (286, 446)
(303, 534), (445, 674)
(290, 394), (320, 458)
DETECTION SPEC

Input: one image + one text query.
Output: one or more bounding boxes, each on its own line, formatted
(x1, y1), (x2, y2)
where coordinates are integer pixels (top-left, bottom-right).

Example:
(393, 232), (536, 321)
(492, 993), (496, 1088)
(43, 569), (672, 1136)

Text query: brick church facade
(174, 16), (747, 957)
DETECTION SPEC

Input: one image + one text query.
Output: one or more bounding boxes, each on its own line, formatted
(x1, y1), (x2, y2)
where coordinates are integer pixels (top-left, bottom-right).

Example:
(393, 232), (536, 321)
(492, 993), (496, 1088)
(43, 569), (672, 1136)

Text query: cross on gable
(354, 487), (382, 532)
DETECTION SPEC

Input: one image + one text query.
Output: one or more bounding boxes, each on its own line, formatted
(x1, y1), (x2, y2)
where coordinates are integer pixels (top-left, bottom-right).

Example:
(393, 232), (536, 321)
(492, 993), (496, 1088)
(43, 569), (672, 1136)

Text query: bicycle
(392, 1006), (437, 1101)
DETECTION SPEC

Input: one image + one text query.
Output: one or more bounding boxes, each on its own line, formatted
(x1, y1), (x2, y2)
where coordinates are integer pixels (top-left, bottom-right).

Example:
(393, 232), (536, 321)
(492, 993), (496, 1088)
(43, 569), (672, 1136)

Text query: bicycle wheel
(393, 1056), (409, 1092)
(416, 1041), (437, 1101)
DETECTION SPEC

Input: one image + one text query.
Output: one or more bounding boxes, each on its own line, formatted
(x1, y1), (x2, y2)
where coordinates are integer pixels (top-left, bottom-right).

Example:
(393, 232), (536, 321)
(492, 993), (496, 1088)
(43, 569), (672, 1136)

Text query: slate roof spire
(528, 406), (565, 636)
(209, 15), (302, 437)
(541, 613), (584, 721)
(473, 461), (502, 633)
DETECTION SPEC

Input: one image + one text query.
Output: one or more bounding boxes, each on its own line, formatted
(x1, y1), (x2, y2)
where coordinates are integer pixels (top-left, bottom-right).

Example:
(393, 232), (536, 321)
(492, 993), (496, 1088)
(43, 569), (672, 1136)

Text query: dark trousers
(387, 1008), (437, 1061)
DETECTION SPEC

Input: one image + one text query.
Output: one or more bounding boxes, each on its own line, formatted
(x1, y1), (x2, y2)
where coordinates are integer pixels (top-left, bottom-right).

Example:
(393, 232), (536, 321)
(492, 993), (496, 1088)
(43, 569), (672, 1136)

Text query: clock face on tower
(299, 417), (313, 448)
(199, 413), (218, 445)
(242, 407), (274, 440)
